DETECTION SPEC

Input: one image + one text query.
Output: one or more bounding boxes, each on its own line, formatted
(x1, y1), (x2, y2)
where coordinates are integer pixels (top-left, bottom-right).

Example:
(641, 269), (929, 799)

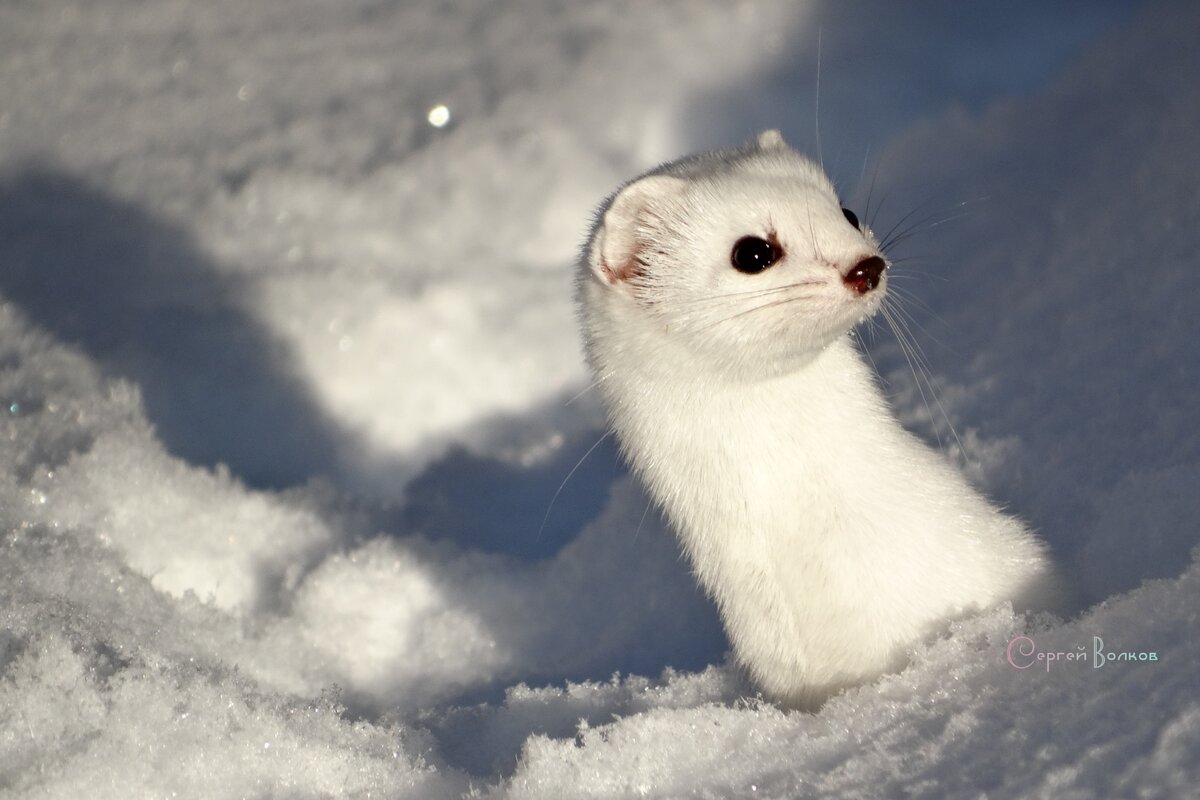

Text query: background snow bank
(2, 0), (1197, 797)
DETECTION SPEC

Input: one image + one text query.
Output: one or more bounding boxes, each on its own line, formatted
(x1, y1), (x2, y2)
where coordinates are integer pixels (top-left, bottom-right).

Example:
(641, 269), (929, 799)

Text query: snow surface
(1, 0), (1197, 796)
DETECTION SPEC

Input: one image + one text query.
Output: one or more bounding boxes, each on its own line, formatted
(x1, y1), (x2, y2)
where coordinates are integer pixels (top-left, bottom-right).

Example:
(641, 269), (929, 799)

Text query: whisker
(886, 265), (948, 283)
(814, 26), (824, 170)
(869, 186), (894, 231)
(881, 302), (965, 458)
(670, 280), (826, 307)
(564, 368), (616, 406)
(856, 326), (889, 390)
(880, 304), (941, 449)
(805, 190), (821, 263)
(632, 498), (654, 541)
(883, 211), (973, 252)
(877, 198), (942, 252)
(885, 285), (941, 325)
(880, 198), (987, 252)
(862, 153), (881, 228)
(700, 290), (823, 331)
(537, 430), (613, 542)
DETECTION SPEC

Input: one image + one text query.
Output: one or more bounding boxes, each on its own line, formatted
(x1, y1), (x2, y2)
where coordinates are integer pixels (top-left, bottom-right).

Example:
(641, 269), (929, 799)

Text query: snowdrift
(1, 0), (1196, 796)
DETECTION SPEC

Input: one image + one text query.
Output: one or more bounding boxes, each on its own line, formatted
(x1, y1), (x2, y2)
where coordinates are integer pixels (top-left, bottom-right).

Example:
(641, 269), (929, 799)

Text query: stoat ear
(757, 129), (787, 150)
(594, 174), (686, 286)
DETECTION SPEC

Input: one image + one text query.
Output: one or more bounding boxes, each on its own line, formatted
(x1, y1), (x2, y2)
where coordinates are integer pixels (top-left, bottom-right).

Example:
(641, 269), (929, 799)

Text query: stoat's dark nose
(843, 256), (887, 295)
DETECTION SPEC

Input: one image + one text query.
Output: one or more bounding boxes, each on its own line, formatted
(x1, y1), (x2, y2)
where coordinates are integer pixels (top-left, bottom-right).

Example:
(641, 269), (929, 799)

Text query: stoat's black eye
(731, 236), (781, 274)
(841, 207), (861, 230)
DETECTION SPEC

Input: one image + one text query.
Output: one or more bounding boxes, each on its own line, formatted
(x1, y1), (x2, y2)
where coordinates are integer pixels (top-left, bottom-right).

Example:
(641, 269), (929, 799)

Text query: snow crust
(1, 0), (1197, 796)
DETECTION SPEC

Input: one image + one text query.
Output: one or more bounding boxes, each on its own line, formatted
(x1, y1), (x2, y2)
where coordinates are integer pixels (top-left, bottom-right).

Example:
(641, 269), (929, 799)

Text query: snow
(1, 0), (1197, 796)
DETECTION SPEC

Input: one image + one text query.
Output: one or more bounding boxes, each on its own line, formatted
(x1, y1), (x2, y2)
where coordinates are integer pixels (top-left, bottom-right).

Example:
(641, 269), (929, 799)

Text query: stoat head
(583, 130), (887, 379)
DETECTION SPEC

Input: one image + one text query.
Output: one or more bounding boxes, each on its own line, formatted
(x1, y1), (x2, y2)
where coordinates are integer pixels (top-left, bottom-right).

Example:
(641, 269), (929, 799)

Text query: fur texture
(578, 131), (1060, 707)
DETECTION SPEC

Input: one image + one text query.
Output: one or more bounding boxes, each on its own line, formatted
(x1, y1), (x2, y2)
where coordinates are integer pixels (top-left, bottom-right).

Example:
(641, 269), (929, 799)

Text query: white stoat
(577, 130), (1060, 707)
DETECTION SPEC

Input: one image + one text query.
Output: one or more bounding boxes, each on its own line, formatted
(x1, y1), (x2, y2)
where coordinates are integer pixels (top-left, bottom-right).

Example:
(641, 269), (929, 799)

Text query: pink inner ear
(595, 174), (686, 287)
(598, 251), (643, 285)
(598, 257), (621, 284)
(595, 216), (644, 286)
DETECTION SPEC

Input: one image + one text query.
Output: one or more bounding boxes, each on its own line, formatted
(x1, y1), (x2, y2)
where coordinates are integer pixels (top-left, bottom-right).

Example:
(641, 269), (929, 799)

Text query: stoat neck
(600, 333), (896, 547)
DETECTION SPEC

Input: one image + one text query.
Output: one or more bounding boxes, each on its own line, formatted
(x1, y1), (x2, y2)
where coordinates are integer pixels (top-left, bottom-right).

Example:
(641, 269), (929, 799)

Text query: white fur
(578, 130), (1060, 707)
